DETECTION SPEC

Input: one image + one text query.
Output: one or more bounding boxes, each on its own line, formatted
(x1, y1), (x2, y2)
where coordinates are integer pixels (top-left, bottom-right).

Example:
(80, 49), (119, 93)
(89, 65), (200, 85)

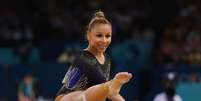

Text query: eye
(106, 34), (111, 38)
(96, 33), (103, 37)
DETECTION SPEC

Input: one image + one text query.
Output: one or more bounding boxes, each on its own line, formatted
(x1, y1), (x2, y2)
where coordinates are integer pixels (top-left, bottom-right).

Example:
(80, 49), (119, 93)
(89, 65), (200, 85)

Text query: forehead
(91, 24), (112, 33)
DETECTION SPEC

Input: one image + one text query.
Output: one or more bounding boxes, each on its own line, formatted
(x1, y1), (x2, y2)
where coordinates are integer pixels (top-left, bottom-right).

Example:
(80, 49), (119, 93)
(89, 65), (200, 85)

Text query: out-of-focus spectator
(18, 74), (41, 101)
(14, 42), (33, 63)
(153, 73), (183, 101)
(57, 51), (75, 64)
(184, 32), (201, 65)
(188, 73), (201, 83)
(156, 38), (176, 64)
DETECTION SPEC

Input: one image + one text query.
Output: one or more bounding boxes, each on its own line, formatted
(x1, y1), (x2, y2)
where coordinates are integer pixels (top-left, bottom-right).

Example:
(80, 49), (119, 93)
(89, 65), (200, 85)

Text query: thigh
(60, 91), (84, 101)
(55, 94), (65, 101)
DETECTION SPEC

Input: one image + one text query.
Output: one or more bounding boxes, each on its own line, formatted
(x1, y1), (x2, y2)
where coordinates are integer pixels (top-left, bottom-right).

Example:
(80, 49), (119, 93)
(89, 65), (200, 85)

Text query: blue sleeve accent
(66, 67), (83, 89)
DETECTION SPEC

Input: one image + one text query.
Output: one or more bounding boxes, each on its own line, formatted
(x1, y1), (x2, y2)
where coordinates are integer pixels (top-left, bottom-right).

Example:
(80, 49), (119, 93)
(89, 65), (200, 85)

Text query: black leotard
(57, 50), (111, 95)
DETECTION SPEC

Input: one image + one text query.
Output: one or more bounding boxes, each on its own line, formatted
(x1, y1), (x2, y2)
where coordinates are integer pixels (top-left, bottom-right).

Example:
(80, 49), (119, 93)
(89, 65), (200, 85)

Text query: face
(24, 75), (33, 85)
(87, 23), (112, 53)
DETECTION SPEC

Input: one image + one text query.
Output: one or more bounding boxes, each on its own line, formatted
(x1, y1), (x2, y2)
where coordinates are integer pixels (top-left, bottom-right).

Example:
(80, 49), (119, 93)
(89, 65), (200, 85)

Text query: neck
(85, 46), (104, 57)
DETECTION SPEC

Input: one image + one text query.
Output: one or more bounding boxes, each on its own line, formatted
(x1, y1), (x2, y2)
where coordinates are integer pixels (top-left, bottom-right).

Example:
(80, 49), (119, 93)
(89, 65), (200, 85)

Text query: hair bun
(95, 11), (105, 18)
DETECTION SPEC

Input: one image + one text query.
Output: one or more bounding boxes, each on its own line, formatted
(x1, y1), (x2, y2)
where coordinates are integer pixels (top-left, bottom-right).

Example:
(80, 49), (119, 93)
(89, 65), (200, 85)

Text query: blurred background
(0, 0), (201, 101)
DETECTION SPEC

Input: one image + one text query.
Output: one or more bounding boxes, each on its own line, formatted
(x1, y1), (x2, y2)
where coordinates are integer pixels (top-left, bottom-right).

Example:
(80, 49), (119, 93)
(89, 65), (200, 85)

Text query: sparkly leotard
(57, 50), (111, 95)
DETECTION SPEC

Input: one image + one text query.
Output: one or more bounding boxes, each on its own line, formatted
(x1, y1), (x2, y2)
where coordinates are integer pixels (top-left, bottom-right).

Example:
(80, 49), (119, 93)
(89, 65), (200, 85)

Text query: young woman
(55, 11), (132, 101)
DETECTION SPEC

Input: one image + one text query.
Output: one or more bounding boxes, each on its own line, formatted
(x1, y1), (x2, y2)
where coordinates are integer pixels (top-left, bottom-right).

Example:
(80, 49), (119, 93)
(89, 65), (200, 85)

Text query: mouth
(98, 45), (107, 50)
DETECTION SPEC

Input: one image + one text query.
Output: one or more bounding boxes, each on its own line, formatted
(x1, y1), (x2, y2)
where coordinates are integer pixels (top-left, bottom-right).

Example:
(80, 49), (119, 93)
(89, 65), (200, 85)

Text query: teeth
(99, 46), (106, 49)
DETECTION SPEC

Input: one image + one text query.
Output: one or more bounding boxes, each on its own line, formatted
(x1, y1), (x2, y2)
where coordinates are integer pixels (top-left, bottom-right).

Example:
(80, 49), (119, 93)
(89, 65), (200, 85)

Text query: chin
(96, 47), (108, 53)
(100, 49), (106, 53)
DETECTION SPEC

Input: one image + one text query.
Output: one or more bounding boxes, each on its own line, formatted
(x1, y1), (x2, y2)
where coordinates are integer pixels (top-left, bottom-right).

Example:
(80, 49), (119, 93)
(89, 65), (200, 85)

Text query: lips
(98, 45), (107, 50)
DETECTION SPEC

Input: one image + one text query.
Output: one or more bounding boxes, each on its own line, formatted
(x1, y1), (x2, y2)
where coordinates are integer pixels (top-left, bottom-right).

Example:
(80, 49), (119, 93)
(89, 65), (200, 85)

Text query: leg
(57, 83), (108, 101)
(56, 72), (132, 101)
(84, 72), (132, 101)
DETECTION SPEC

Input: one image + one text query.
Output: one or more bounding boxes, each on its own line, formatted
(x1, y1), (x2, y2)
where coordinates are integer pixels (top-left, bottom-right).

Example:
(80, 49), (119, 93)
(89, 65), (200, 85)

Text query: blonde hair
(87, 11), (111, 32)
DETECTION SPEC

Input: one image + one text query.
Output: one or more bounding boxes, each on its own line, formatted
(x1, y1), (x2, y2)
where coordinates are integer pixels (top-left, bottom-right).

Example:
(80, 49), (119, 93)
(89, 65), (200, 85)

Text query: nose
(102, 37), (107, 43)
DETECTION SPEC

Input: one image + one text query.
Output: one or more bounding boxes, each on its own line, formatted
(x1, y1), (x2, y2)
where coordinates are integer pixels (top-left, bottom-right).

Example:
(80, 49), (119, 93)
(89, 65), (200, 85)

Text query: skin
(59, 72), (132, 101)
(86, 23), (112, 64)
(86, 23), (128, 101)
(55, 23), (133, 101)
(84, 72), (132, 101)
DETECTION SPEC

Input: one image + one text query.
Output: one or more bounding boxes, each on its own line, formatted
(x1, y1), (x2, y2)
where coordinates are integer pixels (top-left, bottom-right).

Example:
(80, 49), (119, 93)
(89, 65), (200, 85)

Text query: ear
(86, 31), (90, 41)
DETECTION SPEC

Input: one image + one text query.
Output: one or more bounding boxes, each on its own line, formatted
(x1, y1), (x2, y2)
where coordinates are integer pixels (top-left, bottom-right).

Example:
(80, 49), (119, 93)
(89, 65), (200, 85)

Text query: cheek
(107, 38), (112, 44)
(90, 37), (99, 45)
(108, 41), (111, 46)
(88, 34), (96, 43)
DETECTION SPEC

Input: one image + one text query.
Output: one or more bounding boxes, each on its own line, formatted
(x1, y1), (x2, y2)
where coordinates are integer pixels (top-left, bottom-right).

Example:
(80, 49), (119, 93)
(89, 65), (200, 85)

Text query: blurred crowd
(0, 0), (154, 42)
(156, 2), (201, 65)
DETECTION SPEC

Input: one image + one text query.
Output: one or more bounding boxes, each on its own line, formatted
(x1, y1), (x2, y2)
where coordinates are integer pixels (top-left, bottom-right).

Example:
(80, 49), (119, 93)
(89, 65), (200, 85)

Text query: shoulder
(154, 93), (166, 101)
(174, 94), (183, 101)
(72, 50), (96, 66)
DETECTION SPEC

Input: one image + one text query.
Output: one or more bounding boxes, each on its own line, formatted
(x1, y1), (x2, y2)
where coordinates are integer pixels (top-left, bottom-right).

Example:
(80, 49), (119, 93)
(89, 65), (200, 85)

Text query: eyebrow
(96, 32), (111, 35)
